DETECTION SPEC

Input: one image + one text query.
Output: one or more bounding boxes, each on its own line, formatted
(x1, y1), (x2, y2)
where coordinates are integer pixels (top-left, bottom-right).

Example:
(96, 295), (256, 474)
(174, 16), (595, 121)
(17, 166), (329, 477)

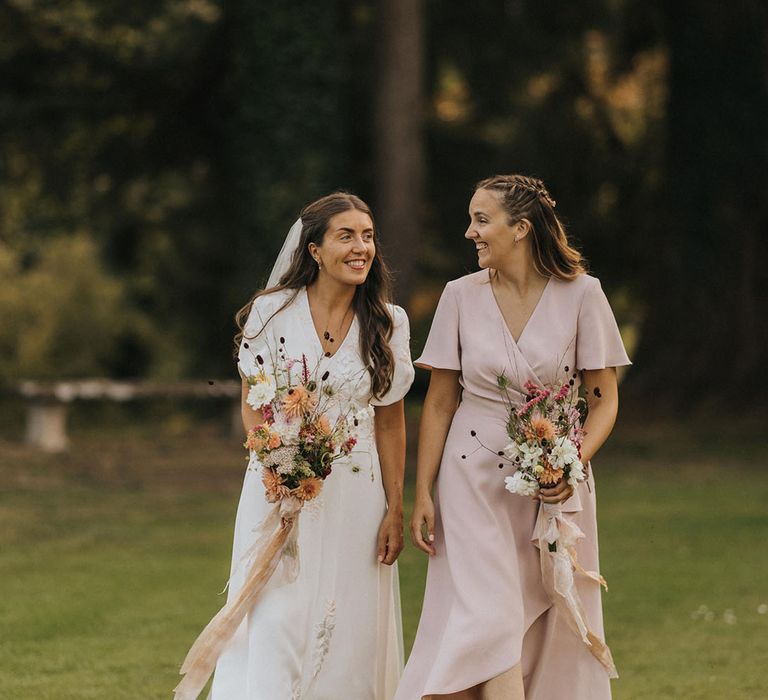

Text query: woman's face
(310, 209), (376, 287)
(465, 188), (525, 269)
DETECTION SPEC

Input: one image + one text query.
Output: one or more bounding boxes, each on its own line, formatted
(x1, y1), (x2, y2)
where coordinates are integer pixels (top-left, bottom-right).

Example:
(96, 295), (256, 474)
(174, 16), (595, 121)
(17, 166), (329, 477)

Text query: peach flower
(538, 465), (565, 486)
(244, 431), (265, 452)
(292, 476), (323, 501)
(267, 431), (282, 449)
(283, 385), (317, 419)
(262, 468), (290, 503)
(529, 415), (557, 443)
(315, 414), (332, 436)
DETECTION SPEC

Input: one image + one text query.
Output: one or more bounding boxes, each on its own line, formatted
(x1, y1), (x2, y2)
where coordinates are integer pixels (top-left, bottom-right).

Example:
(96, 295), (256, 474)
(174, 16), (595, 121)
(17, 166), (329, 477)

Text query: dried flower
(529, 415), (556, 442)
(262, 468), (291, 503)
(292, 477), (323, 501)
(283, 385), (317, 418)
(265, 445), (299, 475)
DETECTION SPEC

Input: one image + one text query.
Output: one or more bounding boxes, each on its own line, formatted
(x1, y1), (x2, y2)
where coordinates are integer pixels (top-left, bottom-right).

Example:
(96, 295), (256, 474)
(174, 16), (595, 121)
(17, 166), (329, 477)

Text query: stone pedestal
(25, 402), (69, 453)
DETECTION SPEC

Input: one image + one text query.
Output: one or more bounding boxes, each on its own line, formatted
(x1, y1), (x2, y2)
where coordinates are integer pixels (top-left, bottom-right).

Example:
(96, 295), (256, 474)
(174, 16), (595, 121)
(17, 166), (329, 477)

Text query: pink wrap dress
(395, 270), (630, 699)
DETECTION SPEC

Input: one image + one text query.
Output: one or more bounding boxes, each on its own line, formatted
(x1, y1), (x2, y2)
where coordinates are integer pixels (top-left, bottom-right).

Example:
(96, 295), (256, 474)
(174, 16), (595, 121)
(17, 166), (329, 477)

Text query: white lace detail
(312, 599), (337, 679)
(291, 679), (302, 700)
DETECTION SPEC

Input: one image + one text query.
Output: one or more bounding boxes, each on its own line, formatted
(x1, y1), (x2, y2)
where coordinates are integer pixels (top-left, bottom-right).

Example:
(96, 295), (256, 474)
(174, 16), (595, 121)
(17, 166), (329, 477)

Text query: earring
(315, 257), (322, 269)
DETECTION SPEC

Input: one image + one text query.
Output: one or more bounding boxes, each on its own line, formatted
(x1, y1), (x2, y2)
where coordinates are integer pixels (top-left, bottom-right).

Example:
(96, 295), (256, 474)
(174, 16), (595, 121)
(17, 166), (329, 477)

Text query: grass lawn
(1, 410), (767, 699)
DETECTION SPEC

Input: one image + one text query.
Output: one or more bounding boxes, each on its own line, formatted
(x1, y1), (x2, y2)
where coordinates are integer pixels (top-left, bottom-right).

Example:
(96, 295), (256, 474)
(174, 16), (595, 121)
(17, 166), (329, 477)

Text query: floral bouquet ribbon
(532, 503), (618, 678)
(173, 495), (303, 700)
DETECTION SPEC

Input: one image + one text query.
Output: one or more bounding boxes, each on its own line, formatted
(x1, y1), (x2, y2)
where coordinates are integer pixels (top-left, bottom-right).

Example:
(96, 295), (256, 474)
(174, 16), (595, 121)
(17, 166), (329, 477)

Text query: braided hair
(475, 174), (586, 280)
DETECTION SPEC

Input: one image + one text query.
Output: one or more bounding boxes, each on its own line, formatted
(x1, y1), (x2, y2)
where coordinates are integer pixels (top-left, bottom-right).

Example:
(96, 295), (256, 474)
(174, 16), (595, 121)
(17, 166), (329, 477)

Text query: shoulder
(549, 273), (601, 302)
(385, 303), (410, 330)
(444, 269), (489, 296)
(251, 287), (298, 313)
(244, 288), (299, 330)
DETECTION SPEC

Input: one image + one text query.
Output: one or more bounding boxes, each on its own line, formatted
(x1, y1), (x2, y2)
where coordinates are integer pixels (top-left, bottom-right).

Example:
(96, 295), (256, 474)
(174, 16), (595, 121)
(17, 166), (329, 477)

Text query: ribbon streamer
(174, 496), (304, 700)
(532, 503), (618, 678)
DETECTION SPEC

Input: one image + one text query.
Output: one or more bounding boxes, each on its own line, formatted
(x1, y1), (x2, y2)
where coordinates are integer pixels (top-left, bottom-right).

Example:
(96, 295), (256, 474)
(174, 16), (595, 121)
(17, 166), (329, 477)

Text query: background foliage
(1, 0), (766, 403)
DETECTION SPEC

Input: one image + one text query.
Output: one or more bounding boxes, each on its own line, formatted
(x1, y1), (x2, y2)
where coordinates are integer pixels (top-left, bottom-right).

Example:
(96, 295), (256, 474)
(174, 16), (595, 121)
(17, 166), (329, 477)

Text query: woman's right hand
(410, 492), (436, 556)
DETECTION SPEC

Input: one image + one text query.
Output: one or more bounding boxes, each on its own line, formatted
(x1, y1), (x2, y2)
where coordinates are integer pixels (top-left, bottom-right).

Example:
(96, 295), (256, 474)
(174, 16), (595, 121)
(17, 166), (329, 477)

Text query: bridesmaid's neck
(491, 255), (548, 296)
(307, 276), (357, 313)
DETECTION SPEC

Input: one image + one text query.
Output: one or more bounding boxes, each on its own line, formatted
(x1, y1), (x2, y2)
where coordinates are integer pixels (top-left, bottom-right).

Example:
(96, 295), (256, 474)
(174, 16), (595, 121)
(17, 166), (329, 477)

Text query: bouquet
(175, 340), (365, 700)
(479, 368), (618, 679)
(243, 348), (361, 505)
(501, 375), (586, 500)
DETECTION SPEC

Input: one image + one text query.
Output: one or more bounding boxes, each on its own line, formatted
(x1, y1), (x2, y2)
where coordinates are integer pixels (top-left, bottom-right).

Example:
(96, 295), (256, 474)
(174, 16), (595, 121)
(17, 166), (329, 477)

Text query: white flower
(503, 441), (524, 461)
(246, 375), (276, 408)
(550, 438), (579, 470)
(518, 442), (544, 470)
(272, 413), (301, 444)
(505, 471), (539, 497)
(567, 460), (585, 486)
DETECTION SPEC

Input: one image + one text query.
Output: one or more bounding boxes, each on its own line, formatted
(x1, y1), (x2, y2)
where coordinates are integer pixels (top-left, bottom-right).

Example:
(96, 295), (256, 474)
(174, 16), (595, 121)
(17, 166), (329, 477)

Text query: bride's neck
(307, 277), (357, 313)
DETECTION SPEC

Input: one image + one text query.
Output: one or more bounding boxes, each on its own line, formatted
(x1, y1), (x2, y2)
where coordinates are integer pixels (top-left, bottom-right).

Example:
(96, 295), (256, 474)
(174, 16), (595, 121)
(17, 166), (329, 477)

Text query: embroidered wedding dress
(209, 287), (414, 700)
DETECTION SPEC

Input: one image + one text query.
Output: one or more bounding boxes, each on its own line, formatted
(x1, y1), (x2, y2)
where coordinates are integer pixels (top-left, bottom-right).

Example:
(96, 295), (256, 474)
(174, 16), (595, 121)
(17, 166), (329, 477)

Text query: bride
(191, 193), (414, 699)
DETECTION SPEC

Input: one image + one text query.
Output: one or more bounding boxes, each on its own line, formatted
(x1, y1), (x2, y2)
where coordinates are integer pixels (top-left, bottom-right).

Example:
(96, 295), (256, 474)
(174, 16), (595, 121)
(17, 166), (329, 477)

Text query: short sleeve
(575, 278), (632, 370)
(414, 282), (461, 371)
(237, 294), (278, 381)
(370, 305), (416, 406)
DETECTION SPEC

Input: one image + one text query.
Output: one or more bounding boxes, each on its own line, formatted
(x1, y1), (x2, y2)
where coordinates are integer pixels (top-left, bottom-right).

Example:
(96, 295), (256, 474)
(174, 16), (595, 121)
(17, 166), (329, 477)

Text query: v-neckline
(301, 287), (357, 360)
(488, 269), (552, 346)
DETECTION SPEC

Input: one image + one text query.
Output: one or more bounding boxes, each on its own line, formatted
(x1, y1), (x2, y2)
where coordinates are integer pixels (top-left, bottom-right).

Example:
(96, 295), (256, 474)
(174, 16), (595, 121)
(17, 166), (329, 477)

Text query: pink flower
(517, 393), (546, 416)
(554, 382), (570, 401)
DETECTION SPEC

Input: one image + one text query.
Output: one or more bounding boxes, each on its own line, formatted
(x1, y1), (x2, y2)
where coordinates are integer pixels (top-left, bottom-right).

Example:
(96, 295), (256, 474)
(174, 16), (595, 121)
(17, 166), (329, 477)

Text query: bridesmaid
(397, 175), (630, 700)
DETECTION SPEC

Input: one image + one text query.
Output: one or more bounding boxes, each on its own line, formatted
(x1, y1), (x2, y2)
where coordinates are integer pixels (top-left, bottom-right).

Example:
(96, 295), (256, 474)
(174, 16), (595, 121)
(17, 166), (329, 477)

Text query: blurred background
(1, 1), (767, 698)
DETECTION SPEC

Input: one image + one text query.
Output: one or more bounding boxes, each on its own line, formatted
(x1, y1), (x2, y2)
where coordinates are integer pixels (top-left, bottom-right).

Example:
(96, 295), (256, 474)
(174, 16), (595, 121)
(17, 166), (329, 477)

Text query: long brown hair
(475, 174), (586, 280)
(234, 192), (396, 399)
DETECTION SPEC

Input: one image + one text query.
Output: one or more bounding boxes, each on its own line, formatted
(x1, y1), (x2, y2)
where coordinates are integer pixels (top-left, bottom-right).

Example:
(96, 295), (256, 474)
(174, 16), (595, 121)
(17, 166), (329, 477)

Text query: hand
(410, 493), (436, 556)
(536, 479), (574, 505)
(377, 509), (404, 566)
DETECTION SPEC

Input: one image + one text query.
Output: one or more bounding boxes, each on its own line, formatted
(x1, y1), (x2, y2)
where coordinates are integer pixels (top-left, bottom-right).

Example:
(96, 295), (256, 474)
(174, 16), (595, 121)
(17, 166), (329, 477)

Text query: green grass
(1, 416), (767, 699)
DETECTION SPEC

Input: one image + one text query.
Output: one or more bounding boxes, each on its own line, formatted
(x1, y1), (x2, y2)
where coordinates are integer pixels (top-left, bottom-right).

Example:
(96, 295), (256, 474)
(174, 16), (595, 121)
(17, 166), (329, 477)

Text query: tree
(627, 0), (768, 405)
(374, 0), (425, 305)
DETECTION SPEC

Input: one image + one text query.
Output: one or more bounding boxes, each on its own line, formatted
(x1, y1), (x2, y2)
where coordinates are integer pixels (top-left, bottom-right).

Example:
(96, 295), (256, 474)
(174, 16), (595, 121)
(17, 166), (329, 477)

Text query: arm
(579, 367), (619, 464)
(410, 368), (462, 556)
(240, 380), (264, 434)
(374, 399), (407, 565)
(538, 367), (619, 504)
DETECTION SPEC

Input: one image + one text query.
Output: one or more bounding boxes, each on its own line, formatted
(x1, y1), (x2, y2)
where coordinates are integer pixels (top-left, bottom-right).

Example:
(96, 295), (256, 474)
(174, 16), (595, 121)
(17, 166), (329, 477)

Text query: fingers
(537, 481), (574, 504)
(378, 527), (403, 566)
(376, 529), (388, 564)
(410, 513), (436, 556)
(382, 535), (403, 566)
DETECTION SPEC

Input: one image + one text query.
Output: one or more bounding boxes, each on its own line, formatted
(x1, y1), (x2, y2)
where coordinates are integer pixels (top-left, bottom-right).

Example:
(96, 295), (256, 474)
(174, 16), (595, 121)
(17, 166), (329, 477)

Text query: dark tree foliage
(2, 0), (765, 405)
(627, 0), (768, 405)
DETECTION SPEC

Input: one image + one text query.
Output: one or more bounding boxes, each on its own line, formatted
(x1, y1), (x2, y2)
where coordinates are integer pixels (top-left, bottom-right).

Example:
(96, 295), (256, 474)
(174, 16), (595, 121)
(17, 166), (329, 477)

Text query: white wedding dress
(209, 287), (415, 700)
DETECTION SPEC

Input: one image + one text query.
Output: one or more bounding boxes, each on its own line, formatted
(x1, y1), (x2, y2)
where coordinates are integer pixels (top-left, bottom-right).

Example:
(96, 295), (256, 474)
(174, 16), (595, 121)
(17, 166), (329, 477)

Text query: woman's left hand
(376, 510), (404, 565)
(537, 479), (574, 505)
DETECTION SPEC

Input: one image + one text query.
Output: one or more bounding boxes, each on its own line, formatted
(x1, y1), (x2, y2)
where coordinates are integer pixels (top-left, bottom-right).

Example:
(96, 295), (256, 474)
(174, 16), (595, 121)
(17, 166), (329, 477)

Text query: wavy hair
(234, 193), (396, 399)
(475, 174), (586, 280)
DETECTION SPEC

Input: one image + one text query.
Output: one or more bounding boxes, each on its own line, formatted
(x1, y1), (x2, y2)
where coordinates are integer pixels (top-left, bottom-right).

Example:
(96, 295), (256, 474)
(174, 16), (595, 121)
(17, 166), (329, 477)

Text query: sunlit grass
(0, 415), (766, 698)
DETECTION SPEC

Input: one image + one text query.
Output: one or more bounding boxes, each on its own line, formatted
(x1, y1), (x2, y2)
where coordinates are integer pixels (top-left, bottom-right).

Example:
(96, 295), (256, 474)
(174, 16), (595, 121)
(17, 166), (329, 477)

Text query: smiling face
(465, 187), (529, 269)
(309, 208), (376, 287)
